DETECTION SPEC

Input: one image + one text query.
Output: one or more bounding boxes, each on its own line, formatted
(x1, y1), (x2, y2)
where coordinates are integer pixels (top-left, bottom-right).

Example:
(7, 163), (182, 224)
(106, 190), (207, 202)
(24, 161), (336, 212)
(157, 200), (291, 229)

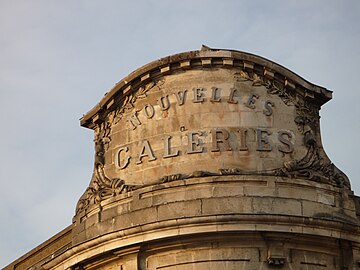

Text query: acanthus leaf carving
(294, 100), (319, 134)
(219, 168), (245, 175)
(158, 171), (219, 183)
(76, 163), (139, 214)
(112, 78), (165, 125)
(234, 69), (319, 134)
(160, 173), (185, 183)
(76, 78), (166, 214)
(94, 121), (112, 154)
(156, 131), (350, 189)
(265, 79), (295, 106)
(275, 131), (350, 188)
(218, 131), (350, 189)
(235, 70), (295, 106)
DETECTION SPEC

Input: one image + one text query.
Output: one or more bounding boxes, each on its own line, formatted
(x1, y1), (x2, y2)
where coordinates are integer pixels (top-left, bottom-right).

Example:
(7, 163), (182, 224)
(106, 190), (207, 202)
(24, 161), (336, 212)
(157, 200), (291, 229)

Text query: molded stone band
(46, 214), (359, 270)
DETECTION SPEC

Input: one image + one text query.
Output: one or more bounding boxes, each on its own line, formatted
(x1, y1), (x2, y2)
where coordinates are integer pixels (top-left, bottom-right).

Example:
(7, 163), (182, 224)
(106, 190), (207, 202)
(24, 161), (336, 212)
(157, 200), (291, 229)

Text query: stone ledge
(49, 214), (360, 270)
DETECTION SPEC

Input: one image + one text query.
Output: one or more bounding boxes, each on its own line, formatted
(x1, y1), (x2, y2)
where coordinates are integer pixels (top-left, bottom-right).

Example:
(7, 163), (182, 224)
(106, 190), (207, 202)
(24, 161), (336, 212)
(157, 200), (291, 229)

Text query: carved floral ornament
(75, 60), (349, 215)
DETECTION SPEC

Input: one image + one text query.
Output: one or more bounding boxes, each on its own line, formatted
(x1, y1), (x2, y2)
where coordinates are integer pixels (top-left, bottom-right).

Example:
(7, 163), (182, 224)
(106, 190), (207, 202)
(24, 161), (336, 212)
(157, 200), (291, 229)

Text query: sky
(1, 0), (359, 267)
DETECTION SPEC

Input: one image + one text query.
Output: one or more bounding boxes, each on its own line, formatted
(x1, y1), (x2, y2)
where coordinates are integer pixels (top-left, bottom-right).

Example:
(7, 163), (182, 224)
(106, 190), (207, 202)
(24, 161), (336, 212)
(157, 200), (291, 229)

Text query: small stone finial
(201, 44), (212, 51)
(267, 247), (286, 267)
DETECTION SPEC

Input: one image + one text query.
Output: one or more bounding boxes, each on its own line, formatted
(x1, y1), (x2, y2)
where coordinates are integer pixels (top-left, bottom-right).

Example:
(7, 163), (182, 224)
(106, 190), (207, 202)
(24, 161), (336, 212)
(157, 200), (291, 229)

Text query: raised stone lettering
(211, 128), (232, 152)
(210, 87), (221, 102)
(119, 84), (301, 168)
(163, 135), (180, 158)
(128, 111), (141, 130)
(227, 88), (238, 104)
(245, 93), (259, 109)
(175, 90), (187, 106)
(136, 140), (157, 164)
(237, 128), (248, 151)
(158, 95), (170, 111)
(278, 130), (294, 153)
(143, 104), (155, 119)
(115, 146), (131, 169)
(192, 88), (206, 103)
(256, 128), (272, 151)
(263, 100), (274, 116)
(187, 131), (205, 154)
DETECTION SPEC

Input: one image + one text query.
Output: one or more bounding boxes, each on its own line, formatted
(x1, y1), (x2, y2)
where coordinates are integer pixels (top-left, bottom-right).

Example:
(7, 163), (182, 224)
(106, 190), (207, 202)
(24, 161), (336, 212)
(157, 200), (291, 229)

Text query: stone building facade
(4, 46), (360, 269)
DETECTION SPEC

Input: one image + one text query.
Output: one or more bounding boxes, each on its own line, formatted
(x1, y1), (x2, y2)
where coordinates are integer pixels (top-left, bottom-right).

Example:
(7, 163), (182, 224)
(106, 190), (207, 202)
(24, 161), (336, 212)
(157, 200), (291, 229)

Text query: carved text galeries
(115, 87), (295, 170)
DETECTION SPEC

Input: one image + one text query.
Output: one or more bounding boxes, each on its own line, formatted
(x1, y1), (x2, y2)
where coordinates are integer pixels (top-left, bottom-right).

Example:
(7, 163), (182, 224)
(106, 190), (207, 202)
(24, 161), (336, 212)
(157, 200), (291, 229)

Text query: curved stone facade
(4, 47), (360, 270)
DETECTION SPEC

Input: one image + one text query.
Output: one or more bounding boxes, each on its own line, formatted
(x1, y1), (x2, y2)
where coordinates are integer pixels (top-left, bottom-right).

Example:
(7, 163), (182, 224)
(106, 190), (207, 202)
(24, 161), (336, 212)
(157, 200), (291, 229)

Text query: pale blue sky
(1, 0), (360, 267)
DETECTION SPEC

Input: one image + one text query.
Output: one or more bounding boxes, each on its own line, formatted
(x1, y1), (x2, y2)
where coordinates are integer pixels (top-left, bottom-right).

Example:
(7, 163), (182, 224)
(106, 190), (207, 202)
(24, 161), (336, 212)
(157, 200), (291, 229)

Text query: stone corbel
(267, 246), (286, 266)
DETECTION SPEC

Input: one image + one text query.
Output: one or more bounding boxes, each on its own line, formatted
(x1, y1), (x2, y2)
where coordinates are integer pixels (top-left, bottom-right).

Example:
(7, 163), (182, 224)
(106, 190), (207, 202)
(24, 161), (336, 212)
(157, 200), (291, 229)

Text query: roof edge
(3, 225), (72, 270)
(80, 46), (332, 129)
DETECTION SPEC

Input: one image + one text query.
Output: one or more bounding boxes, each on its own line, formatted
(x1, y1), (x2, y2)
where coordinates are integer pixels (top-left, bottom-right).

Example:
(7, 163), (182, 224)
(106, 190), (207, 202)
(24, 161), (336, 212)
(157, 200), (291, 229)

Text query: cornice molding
(80, 45), (332, 129)
(45, 214), (360, 270)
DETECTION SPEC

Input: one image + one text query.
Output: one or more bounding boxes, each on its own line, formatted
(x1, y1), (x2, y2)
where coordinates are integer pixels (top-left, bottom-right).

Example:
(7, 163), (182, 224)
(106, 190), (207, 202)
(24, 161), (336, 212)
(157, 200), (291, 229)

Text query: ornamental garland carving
(110, 79), (165, 125)
(218, 131), (350, 189)
(76, 163), (137, 214)
(278, 132), (349, 188)
(153, 69), (347, 189)
(76, 79), (165, 214)
(156, 131), (350, 189)
(234, 70), (319, 134)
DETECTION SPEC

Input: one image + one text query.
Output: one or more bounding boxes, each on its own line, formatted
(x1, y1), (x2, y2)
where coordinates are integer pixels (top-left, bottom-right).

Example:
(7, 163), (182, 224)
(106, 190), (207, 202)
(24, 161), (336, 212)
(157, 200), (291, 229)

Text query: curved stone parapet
(75, 46), (349, 218)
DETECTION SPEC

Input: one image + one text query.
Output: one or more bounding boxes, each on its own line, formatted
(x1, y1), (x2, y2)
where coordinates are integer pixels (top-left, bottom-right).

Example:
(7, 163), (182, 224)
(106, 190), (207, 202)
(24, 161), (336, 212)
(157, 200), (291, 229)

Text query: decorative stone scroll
(76, 163), (137, 214)
(154, 130), (350, 189)
(219, 131), (350, 189)
(76, 80), (168, 214)
(234, 69), (319, 134)
(76, 133), (135, 215)
(109, 79), (165, 125)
